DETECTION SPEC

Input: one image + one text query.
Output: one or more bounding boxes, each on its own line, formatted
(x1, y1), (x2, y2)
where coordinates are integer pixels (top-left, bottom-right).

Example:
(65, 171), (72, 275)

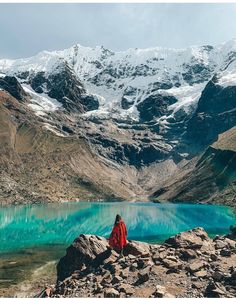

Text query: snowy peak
(0, 39), (236, 123)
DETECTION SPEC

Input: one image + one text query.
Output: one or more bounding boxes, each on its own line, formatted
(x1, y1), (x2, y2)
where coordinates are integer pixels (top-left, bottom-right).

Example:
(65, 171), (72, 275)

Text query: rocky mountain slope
(37, 227), (236, 298)
(151, 127), (236, 207)
(0, 40), (236, 204)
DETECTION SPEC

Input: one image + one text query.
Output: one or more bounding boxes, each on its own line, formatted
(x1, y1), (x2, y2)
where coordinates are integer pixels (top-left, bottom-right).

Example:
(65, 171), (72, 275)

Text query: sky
(0, 3), (236, 59)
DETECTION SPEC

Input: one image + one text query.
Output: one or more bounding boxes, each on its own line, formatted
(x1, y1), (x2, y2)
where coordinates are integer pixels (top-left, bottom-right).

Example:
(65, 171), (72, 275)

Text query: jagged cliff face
(0, 40), (236, 204)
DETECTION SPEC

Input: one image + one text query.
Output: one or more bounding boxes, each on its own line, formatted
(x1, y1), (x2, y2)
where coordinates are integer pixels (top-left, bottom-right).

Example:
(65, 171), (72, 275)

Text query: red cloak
(109, 220), (127, 251)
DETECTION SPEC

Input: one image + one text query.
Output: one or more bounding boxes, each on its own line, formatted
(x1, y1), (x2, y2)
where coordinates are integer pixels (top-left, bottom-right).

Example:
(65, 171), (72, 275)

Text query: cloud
(0, 3), (236, 58)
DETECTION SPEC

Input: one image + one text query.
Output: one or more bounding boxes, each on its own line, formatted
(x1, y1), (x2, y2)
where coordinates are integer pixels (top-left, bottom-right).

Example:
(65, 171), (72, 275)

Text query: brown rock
(194, 270), (208, 278)
(119, 284), (135, 295)
(162, 258), (182, 270)
(128, 254), (137, 260)
(120, 268), (129, 279)
(153, 285), (175, 298)
(188, 261), (204, 273)
(215, 240), (227, 249)
(102, 270), (111, 279)
(112, 275), (123, 285)
(164, 294), (175, 298)
(94, 283), (103, 294)
(57, 234), (110, 281)
(153, 252), (160, 261)
(124, 240), (151, 256)
(44, 287), (52, 297)
(165, 227), (210, 249)
(153, 285), (166, 297)
(130, 262), (138, 272)
(225, 238), (236, 249)
(104, 288), (120, 297)
(192, 282), (204, 289)
(159, 251), (168, 260)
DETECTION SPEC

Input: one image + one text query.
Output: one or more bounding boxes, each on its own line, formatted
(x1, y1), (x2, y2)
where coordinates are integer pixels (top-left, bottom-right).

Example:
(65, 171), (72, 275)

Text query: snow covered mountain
(0, 39), (236, 165)
(0, 39), (236, 204)
(0, 39), (235, 121)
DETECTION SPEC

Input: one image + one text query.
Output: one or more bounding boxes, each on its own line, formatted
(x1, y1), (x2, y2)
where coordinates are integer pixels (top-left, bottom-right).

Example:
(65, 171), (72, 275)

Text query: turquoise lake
(0, 202), (236, 253)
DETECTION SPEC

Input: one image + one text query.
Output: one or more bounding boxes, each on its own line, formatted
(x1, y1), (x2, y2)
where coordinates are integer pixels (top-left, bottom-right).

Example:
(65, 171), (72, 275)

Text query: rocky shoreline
(37, 226), (236, 298)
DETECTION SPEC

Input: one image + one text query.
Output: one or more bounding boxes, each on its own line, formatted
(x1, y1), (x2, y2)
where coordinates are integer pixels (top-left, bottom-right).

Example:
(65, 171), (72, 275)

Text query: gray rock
(210, 253), (218, 261)
(205, 281), (227, 297)
(220, 248), (231, 257)
(215, 240), (227, 250)
(137, 267), (150, 283)
(212, 271), (224, 281)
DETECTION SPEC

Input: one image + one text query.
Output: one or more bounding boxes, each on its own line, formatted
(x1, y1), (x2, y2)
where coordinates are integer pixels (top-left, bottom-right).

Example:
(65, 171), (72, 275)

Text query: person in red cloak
(109, 214), (127, 256)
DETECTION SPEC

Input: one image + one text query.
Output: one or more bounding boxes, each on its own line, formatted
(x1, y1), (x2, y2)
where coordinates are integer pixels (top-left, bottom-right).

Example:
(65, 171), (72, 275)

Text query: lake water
(1, 202), (236, 253)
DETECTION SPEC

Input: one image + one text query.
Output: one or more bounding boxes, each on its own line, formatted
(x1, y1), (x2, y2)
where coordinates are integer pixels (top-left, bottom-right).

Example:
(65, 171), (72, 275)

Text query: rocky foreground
(38, 227), (236, 298)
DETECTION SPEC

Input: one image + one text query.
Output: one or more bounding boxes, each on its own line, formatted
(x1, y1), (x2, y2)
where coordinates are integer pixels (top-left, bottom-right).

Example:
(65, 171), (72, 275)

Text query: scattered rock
(39, 228), (236, 298)
(194, 270), (208, 278)
(210, 253), (218, 261)
(112, 275), (123, 285)
(153, 285), (166, 297)
(119, 284), (135, 295)
(137, 267), (150, 284)
(212, 271), (224, 281)
(179, 249), (197, 260)
(205, 281), (227, 297)
(162, 258), (182, 271)
(104, 288), (120, 297)
(130, 262), (138, 272)
(215, 240), (227, 250)
(153, 285), (175, 298)
(188, 261), (205, 273)
(120, 268), (129, 279)
(220, 248), (232, 257)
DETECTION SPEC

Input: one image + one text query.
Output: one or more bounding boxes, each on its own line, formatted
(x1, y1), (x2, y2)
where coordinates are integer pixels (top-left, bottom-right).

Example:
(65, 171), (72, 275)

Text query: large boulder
(57, 234), (110, 281)
(124, 240), (151, 256)
(165, 227), (210, 249)
(57, 234), (153, 281)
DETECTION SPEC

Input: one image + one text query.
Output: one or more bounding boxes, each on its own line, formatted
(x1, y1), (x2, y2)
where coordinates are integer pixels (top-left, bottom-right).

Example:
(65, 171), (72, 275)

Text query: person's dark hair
(114, 214), (122, 225)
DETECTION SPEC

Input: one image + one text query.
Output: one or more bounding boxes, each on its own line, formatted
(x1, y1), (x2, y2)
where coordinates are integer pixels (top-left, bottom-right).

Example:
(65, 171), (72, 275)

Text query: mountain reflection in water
(0, 202), (236, 253)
